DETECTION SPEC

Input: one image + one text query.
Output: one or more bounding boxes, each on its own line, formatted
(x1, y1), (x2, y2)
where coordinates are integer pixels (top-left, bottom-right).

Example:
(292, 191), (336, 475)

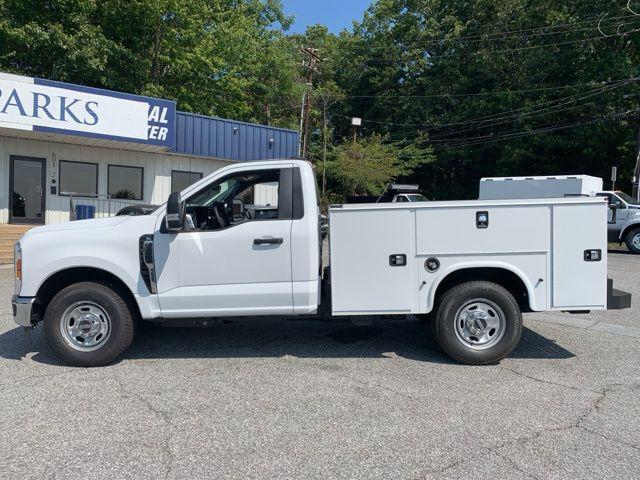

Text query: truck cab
(596, 191), (640, 251)
(392, 193), (428, 203)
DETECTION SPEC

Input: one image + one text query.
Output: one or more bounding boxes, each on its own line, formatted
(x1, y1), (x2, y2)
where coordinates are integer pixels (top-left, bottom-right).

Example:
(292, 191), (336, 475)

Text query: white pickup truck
(480, 175), (640, 253)
(11, 160), (631, 367)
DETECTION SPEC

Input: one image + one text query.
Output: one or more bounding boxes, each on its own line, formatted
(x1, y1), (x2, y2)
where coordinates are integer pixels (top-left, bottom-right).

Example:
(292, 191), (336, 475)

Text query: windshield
(615, 192), (640, 206)
(406, 194), (428, 202)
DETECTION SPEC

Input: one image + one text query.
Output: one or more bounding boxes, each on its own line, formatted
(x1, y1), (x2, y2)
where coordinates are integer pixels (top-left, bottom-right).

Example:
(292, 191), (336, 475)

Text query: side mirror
(166, 192), (185, 232)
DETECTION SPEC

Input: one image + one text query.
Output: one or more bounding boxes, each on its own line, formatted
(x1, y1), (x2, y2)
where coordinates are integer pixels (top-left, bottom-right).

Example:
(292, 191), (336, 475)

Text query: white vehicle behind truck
(480, 175), (640, 253)
(11, 160), (631, 367)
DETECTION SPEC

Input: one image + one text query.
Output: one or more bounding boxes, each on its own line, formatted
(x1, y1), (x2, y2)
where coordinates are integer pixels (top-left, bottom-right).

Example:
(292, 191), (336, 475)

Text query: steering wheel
(211, 202), (227, 228)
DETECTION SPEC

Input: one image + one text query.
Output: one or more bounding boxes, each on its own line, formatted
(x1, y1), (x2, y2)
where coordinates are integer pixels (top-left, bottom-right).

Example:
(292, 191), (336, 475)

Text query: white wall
(0, 135), (232, 224)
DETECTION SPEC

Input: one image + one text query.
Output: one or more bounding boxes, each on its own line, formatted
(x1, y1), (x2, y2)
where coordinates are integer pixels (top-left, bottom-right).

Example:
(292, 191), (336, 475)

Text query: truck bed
(328, 197), (608, 316)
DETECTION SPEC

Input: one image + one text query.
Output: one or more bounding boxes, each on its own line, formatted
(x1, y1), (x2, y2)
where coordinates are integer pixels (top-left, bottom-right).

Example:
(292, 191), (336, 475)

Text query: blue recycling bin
(75, 204), (96, 220)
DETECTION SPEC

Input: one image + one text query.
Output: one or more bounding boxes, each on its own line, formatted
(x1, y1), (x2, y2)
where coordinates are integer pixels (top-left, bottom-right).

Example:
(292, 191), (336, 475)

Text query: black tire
(44, 282), (135, 367)
(434, 281), (523, 365)
(624, 228), (640, 254)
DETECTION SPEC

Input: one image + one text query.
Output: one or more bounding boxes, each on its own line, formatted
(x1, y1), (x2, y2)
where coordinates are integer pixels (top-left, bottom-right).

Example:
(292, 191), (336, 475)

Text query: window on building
(108, 165), (144, 200)
(171, 170), (203, 193)
(59, 160), (98, 197)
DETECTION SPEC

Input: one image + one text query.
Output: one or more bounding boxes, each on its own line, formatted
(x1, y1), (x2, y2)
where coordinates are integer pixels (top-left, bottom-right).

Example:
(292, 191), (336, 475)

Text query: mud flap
(607, 279), (632, 310)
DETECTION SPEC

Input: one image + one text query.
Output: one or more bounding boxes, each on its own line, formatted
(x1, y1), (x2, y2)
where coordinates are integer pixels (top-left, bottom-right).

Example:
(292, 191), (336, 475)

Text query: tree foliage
(0, 0), (301, 127)
(328, 134), (405, 197)
(1, 0), (639, 199)
(328, 0), (640, 198)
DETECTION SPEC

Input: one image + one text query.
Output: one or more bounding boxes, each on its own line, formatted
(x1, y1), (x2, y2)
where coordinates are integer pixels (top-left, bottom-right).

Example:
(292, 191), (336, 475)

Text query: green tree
(0, 0), (301, 126)
(329, 134), (414, 197)
(330, 0), (640, 199)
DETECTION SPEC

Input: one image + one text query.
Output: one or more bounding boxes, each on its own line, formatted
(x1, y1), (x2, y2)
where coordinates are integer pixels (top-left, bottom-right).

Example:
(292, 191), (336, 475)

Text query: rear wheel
(434, 281), (522, 365)
(44, 282), (135, 367)
(624, 228), (640, 254)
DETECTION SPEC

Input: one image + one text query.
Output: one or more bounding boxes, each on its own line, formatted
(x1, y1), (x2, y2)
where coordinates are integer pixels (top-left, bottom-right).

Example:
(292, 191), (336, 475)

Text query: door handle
(253, 238), (283, 246)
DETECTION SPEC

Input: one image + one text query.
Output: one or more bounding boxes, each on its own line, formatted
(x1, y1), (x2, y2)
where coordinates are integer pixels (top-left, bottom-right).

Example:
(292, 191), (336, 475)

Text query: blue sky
(281, 0), (372, 34)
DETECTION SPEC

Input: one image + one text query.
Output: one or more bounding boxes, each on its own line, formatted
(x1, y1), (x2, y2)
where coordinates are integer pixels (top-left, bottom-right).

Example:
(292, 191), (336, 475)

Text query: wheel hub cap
(454, 300), (506, 351)
(466, 312), (488, 336)
(60, 302), (111, 352)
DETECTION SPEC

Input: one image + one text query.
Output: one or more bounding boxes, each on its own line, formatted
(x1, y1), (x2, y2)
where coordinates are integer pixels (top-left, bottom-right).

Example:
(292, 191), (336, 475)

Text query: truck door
(153, 165), (295, 318)
(597, 193), (629, 241)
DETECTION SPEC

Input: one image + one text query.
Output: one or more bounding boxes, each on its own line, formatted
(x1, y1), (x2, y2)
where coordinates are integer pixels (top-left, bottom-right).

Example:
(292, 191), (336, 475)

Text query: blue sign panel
(0, 72), (176, 149)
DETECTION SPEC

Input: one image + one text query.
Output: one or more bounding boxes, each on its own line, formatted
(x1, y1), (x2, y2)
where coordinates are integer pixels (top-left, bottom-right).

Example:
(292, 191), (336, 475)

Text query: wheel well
(35, 267), (140, 322)
(621, 224), (640, 241)
(433, 267), (531, 312)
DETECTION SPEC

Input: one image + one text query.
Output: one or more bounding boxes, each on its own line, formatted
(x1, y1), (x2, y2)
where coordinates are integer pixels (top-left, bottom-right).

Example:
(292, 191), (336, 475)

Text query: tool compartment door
(552, 203), (607, 309)
(330, 208), (414, 314)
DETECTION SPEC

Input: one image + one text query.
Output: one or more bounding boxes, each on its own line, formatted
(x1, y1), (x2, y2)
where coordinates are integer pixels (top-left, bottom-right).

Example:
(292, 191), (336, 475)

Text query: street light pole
(351, 117), (361, 145)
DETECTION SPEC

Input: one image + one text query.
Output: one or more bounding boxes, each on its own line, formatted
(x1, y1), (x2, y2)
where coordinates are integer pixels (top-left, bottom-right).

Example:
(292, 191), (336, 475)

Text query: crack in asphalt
(578, 425), (640, 452)
(498, 365), (602, 394)
(112, 374), (176, 480)
(494, 450), (541, 480)
(528, 317), (640, 342)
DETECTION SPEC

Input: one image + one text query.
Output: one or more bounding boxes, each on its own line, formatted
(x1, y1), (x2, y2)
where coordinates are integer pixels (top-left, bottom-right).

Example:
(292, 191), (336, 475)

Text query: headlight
(14, 242), (22, 295)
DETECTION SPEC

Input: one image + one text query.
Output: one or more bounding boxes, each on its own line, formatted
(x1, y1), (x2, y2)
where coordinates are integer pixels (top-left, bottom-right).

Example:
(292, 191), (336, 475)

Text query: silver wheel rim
(454, 299), (506, 350)
(632, 233), (640, 249)
(59, 302), (111, 352)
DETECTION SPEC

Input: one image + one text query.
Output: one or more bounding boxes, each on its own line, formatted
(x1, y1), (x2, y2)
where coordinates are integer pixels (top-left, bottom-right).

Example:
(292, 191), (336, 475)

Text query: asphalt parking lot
(0, 253), (639, 480)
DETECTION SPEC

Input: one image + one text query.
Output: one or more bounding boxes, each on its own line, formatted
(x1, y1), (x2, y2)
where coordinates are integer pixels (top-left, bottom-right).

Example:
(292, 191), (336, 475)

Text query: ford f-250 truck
(11, 160), (632, 367)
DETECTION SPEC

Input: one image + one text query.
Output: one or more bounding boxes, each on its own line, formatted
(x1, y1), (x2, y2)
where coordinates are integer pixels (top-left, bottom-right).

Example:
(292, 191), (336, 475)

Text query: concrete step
(0, 226), (32, 263)
(0, 234), (26, 242)
(0, 226), (33, 241)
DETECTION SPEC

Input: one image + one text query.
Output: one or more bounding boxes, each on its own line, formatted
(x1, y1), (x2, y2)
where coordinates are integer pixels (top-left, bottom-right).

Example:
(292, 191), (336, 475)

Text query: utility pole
(634, 123), (640, 200)
(300, 46), (321, 160)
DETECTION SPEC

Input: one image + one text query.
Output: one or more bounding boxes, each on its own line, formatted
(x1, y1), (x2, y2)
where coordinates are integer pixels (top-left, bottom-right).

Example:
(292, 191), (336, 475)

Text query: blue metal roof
(173, 111), (300, 161)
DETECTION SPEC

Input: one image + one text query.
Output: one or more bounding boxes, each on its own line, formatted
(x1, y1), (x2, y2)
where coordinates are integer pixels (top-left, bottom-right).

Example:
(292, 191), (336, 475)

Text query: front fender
(620, 212), (640, 240)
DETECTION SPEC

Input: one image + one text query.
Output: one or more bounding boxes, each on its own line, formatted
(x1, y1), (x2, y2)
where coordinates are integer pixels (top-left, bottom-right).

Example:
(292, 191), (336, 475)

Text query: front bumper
(11, 296), (37, 327)
(607, 279), (632, 310)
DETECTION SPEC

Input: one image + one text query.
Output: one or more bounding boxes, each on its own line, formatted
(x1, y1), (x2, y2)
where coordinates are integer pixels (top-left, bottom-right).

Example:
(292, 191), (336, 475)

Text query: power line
(431, 81), (635, 137)
(342, 76), (640, 99)
(423, 13), (640, 45)
(343, 18), (638, 68)
(472, 32), (624, 55)
(334, 78), (638, 130)
(431, 110), (639, 151)
(434, 81), (635, 129)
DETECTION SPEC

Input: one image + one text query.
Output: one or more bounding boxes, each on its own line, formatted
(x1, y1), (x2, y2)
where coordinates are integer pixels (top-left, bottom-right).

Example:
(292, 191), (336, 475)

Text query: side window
(612, 195), (626, 209)
(598, 193), (625, 209)
(184, 169), (281, 231)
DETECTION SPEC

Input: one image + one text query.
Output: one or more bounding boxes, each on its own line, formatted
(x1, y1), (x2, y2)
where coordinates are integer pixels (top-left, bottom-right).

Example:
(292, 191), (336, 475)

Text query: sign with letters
(0, 72), (176, 148)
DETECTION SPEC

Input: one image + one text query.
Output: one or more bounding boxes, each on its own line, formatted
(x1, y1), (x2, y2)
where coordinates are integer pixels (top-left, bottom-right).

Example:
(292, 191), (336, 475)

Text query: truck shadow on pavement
(0, 317), (575, 367)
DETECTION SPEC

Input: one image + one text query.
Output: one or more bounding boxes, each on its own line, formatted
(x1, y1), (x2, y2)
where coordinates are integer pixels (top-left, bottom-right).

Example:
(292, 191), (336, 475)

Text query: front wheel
(44, 282), (135, 367)
(625, 228), (640, 254)
(434, 281), (523, 365)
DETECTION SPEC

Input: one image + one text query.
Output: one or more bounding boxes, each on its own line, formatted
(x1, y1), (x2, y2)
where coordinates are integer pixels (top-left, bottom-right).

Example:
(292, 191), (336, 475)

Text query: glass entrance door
(9, 156), (46, 224)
